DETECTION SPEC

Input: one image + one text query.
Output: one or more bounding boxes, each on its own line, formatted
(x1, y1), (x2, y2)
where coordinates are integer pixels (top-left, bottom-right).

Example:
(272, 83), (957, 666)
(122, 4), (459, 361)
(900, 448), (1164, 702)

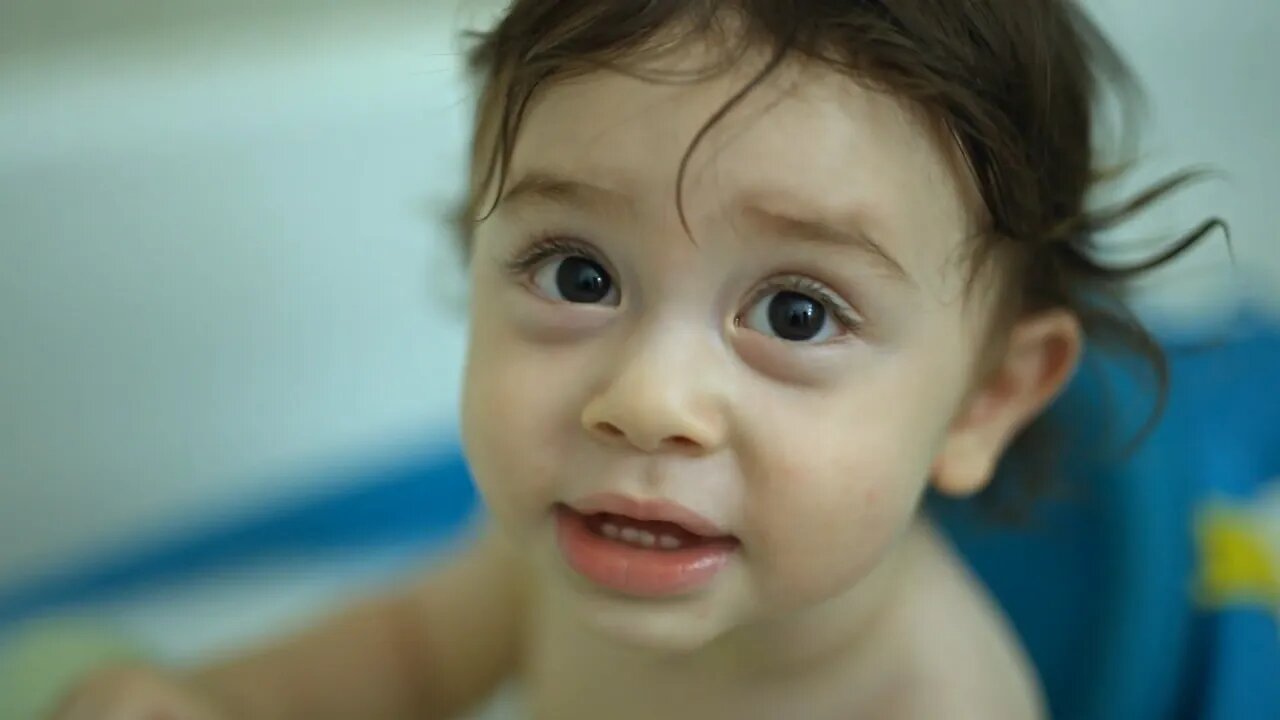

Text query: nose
(580, 326), (729, 455)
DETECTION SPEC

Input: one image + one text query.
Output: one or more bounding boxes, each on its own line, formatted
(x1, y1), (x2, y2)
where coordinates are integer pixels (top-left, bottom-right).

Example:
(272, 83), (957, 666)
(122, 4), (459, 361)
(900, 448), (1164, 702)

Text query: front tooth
(658, 534), (681, 550)
(620, 527), (642, 543)
(601, 523), (621, 539)
(636, 531), (656, 548)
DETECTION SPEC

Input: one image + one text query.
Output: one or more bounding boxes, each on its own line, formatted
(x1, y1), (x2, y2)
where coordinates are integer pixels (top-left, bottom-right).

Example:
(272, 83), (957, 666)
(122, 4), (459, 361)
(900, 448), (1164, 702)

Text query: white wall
(1, 0), (1276, 588)
(0, 1), (502, 585)
(1081, 0), (1280, 326)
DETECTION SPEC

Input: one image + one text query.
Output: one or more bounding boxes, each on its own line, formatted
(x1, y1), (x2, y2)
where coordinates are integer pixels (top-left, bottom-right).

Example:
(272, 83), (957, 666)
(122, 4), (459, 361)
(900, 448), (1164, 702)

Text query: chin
(548, 561), (752, 655)
(590, 599), (730, 653)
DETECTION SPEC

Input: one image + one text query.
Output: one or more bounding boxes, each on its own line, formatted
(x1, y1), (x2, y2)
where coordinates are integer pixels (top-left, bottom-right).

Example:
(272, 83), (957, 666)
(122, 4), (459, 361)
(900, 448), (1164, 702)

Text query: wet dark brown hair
(456, 0), (1224, 509)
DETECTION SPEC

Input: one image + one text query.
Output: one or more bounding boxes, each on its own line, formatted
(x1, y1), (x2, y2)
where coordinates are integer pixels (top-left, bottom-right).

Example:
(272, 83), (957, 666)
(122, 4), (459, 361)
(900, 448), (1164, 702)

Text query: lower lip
(555, 507), (737, 598)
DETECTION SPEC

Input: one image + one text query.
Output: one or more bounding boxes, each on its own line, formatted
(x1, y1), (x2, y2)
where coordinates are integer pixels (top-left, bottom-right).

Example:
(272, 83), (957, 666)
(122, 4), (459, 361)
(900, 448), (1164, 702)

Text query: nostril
(587, 420), (708, 453)
(666, 435), (700, 450)
(595, 422), (625, 439)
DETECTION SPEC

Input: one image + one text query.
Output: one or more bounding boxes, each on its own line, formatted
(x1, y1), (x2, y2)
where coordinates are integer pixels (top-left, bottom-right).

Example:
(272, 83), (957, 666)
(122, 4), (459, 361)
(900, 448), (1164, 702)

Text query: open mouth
(554, 503), (739, 598)
(581, 511), (722, 551)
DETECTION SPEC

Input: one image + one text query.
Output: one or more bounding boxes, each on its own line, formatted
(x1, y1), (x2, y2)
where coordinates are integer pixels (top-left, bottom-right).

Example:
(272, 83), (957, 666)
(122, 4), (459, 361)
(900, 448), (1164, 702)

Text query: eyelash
(504, 234), (602, 278)
(504, 234), (862, 334)
(746, 276), (863, 336)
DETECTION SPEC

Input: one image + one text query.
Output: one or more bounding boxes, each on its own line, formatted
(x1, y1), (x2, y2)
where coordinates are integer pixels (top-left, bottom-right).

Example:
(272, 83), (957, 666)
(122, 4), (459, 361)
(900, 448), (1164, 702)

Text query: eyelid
(748, 275), (863, 335)
(504, 234), (605, 277)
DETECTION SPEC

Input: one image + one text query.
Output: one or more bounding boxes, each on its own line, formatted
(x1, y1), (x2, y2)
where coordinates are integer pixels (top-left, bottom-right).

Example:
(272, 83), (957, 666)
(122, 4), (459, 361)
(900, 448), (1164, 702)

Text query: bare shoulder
(404, 526), (531, 715)
(872, 522), (1046, 720)
(410, 525), (530, 616)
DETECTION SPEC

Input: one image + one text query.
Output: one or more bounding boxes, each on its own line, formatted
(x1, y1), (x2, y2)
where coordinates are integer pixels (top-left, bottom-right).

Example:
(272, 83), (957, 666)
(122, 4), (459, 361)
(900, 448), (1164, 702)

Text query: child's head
(456, 1), (1212, 650)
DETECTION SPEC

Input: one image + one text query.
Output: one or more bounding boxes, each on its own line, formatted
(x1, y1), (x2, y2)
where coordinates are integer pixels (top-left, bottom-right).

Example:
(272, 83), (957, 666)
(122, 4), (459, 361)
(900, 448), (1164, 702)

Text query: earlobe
(932, 309), (1082, 497)
(933, 433), (998, 497)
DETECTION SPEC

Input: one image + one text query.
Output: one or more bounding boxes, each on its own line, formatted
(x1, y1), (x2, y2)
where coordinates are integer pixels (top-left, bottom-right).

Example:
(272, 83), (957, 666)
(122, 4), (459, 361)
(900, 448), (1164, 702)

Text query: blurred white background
(1, 0), (1277, 589)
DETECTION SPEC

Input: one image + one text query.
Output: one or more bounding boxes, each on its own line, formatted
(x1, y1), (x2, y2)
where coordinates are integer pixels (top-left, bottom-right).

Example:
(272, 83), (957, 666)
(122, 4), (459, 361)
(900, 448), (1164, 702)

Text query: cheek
(737, 369), (955, 607)
(462, 301), (577, 530)
(745, 435), (929, 607)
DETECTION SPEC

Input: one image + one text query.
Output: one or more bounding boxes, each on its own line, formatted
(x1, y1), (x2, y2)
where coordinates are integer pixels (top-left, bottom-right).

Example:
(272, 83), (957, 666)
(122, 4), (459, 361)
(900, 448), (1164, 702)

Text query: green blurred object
(0, 617), (145, 720)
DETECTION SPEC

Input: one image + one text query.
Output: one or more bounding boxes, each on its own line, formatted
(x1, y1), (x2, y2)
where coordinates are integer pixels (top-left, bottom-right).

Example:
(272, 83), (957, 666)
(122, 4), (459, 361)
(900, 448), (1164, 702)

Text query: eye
(740, 279), (857, 343)
(532, 255), (620, 306)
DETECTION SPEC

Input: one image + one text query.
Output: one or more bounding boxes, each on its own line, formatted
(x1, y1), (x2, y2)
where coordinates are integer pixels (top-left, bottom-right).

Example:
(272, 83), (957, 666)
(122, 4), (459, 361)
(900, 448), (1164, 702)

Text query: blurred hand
(45, 663), (232, 720)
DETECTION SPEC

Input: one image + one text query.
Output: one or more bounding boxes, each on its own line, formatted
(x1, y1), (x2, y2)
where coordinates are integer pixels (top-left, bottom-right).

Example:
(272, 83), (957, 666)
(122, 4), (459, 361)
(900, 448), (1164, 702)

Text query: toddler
(52, 1), (1217, 718)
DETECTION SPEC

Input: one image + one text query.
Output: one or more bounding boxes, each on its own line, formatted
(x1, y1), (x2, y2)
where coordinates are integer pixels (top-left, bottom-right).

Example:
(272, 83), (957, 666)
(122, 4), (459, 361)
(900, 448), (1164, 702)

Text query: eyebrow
(498, 171), (635, 216)
(742, 204), (911, 283)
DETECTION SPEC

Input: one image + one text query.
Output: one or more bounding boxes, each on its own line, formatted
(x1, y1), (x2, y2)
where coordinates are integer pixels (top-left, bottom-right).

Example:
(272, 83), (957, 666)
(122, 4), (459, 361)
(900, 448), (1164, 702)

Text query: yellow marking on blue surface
(1196, 497), (1280, 609)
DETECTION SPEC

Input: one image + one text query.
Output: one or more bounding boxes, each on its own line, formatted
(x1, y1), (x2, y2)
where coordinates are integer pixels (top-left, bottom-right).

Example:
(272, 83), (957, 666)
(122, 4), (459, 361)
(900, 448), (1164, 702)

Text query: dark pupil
(768, 291), (826, 341)
(556, 256), (612, 303)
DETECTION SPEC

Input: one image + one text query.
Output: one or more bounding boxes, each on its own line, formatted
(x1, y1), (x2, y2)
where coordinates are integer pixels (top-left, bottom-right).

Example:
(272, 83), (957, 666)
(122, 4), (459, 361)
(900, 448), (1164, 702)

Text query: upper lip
(566, 493), (731, 538)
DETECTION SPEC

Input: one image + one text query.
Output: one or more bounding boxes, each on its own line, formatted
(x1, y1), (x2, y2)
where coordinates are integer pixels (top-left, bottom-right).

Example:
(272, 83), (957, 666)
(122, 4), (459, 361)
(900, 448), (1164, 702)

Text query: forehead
(502, 38), (980, 294)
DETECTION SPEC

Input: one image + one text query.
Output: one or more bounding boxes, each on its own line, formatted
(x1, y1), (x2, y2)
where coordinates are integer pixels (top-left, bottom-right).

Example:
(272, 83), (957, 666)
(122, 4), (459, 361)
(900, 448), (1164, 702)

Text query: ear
(932, 309), (1083, 497)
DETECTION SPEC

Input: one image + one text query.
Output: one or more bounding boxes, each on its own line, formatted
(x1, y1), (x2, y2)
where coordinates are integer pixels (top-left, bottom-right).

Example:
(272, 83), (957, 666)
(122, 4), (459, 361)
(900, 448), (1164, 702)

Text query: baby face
(462, 38), (1000, 651)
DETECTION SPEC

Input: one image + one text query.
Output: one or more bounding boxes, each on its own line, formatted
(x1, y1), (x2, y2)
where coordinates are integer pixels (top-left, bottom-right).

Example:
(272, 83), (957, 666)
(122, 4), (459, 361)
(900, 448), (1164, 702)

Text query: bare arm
(194, 529), (526, 720)
(51, 528), (525, 720)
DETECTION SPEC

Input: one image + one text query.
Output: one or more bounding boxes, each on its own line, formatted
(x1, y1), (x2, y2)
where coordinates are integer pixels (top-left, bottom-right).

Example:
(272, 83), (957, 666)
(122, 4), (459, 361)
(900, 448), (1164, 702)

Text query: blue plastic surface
(937, 319), (1280, 719)
(0, 451), (481, 629)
